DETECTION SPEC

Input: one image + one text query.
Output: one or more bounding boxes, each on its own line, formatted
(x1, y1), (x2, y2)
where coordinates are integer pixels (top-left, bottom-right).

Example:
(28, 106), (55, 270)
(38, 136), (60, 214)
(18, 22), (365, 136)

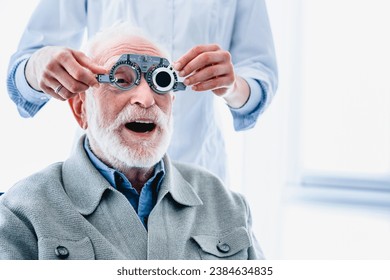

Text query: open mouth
(125, 121), (156, 133)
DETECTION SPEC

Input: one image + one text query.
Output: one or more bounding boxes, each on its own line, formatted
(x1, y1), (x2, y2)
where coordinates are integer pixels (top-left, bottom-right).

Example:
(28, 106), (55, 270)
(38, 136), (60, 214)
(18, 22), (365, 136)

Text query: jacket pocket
(192, 227), (252, 260)
(38, 237), (95, 260)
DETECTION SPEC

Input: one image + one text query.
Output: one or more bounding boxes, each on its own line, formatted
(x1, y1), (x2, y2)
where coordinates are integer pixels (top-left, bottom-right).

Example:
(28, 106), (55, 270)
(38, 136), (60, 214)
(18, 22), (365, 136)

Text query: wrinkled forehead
(94, 36), (165, 68)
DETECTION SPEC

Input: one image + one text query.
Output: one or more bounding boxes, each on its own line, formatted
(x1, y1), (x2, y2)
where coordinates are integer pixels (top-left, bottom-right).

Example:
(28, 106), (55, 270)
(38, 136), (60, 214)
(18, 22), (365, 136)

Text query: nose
(128, 78), (155, 108)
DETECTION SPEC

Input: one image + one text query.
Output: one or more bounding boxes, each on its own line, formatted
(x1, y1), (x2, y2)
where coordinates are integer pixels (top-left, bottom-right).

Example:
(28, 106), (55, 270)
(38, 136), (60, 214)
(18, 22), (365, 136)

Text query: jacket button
(217, 242), (230, 253)
(55, 246), (69, 259)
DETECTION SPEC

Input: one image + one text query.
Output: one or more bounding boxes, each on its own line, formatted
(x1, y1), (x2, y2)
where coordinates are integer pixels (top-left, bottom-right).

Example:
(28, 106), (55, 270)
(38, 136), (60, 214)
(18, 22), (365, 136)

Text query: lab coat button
(217, 242), (230, 253)
(55, 245), (69, 259)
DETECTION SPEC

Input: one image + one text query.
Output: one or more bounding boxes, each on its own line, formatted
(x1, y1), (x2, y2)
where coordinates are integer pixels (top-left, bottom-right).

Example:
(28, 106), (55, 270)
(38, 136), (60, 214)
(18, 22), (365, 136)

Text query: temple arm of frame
(96, 74), (111, 83)
(173, 82), (186, 92)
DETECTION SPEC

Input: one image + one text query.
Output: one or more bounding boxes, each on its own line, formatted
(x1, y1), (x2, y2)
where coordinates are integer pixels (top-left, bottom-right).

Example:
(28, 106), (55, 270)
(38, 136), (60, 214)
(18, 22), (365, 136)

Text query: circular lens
(155, 71), (171, 87)
(151, 67), (175, 94)
(113, 64), (138, 90)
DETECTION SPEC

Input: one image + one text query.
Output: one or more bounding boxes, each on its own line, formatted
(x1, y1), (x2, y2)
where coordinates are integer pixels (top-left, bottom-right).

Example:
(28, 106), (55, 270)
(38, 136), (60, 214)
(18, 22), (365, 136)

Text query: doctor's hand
(25, 46), (106, 101)
(173, 44), (250, 108)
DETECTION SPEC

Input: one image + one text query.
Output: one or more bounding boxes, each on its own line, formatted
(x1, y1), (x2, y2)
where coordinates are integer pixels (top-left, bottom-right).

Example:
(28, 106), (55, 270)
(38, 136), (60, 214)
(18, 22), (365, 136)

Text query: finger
(45, 62), (90, 95)
(53, 83), (79, 100)
(62, 55), (100, 88)
(48, 77), (69, 100)
(60, 51), (104, 88)
(179, 50), (231, 77)
(191, 75), (234, 92)
(41, 77), (77, 101)
(39, 70), (66, 100)
(57, 66), (91, 93)
(73, 50), (107, 73)
(174, 44), (221, 71)
(40, 82), (66, 101)
(184, 64), (232, 86)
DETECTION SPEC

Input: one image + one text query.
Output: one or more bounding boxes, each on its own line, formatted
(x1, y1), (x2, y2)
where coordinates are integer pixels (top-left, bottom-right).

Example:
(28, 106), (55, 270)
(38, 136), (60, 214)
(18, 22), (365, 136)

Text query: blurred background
(1, 0), (389, 259)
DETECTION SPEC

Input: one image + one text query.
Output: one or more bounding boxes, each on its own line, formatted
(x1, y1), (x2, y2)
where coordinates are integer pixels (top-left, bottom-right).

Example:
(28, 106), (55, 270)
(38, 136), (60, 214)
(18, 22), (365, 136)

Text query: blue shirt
(83, 138), (165, 228)
(7, 0), (278, 183)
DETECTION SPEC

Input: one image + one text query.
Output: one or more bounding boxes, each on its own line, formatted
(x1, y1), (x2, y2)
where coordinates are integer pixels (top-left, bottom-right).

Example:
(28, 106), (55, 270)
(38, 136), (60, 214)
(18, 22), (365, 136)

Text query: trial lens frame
(96, 54), (186, 94)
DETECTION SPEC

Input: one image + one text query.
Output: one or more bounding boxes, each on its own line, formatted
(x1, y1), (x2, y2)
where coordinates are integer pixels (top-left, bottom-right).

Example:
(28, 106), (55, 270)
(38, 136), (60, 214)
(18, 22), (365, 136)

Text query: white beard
(84, 93), (172, 171)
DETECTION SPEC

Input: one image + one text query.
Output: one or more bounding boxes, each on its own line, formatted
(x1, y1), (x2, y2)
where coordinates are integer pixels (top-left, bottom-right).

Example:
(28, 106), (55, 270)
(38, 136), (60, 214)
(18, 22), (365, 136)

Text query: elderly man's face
(73, 37), (174, 170)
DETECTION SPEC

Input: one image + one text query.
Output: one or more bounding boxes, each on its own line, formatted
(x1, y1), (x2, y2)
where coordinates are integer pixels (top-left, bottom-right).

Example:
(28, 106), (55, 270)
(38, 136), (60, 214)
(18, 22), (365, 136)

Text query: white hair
(83, 21), (170, 61)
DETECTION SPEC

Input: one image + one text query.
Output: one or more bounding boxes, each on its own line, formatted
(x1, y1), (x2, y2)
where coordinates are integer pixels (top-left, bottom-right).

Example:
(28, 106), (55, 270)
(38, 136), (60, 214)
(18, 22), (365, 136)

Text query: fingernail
(184, 79), (189, 86)
(179, 71), (185, 77)
(173, 62), (181, 70)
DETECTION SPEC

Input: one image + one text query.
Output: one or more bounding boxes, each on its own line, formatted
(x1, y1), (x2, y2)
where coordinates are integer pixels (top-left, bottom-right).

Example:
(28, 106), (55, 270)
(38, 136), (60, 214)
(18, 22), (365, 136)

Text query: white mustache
(106, 104), (169, 131)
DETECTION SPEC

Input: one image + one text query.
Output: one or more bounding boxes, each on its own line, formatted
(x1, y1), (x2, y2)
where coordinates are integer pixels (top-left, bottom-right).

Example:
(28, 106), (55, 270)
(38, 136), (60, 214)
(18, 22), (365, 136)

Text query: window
(0, 0), (75, 191)
(299, 0), (390, 191)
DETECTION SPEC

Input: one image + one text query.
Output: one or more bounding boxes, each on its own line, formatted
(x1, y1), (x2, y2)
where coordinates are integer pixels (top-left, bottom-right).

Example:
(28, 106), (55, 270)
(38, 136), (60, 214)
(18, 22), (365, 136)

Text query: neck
(88, 137), (156, 194)
(122, 166), (155, 194)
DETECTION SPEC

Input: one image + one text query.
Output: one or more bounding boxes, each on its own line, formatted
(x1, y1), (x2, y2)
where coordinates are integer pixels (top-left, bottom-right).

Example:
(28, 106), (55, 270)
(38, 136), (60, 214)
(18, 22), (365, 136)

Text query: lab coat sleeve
(6, 0), (87, 117)
(229, 0), (278, 131)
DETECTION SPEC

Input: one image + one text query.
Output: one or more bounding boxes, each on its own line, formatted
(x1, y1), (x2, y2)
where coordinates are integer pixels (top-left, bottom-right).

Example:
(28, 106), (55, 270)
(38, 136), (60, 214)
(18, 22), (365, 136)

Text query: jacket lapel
(157, 156), (203, 207)
(147, 156), (203, 259)
(61, 135), (148, 259)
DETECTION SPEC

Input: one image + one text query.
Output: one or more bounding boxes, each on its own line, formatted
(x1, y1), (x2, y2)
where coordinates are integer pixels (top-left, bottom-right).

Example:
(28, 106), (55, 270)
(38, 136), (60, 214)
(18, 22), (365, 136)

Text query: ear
(68, 92), (88, 130)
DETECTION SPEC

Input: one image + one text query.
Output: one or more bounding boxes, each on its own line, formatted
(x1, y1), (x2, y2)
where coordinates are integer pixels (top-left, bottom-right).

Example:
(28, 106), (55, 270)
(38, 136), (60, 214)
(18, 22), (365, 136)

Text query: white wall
(247, 0), (390, 259)
(0, 1), (76, 191)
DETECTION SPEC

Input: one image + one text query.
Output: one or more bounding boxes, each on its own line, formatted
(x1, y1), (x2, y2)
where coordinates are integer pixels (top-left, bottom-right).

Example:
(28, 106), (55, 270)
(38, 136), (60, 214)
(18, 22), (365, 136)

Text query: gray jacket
(0, 136), (263, 260)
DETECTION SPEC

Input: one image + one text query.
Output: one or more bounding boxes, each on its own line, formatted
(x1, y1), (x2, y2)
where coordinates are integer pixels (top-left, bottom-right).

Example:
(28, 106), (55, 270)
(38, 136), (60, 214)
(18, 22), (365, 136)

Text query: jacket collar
(62, 135), (203, 216)
(158, 156), (203, 207)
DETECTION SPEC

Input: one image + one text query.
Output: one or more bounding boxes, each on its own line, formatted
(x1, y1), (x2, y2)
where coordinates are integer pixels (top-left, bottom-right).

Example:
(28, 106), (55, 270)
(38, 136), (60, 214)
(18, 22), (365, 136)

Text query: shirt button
(55, 245), (69, 259)
(217, 242), (230, 253)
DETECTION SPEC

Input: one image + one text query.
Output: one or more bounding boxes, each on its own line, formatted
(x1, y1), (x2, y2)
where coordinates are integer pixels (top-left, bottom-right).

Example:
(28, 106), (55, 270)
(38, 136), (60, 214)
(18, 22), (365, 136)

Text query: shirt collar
(83, 137), (165, 193)
(62, 135), (202, 216)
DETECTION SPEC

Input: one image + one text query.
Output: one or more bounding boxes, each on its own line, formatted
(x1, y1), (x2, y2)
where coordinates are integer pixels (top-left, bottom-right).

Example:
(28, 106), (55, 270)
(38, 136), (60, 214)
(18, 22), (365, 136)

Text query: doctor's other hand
(174, 44), (250, 108)
(25, 46), (106, 101)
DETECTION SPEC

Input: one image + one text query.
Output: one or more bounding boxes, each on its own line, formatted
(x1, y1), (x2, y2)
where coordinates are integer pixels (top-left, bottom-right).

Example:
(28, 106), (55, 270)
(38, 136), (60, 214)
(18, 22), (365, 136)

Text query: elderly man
(0, 26), (263, 260)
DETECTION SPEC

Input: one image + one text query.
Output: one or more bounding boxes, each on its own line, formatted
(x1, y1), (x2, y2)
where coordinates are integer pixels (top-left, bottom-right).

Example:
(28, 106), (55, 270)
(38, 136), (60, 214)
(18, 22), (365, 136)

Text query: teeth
(134, 120), (153, 124)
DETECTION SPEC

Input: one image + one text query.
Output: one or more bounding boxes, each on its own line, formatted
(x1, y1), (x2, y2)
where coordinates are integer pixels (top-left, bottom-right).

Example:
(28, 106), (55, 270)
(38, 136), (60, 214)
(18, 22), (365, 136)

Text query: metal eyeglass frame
(96, 53), (186, 94)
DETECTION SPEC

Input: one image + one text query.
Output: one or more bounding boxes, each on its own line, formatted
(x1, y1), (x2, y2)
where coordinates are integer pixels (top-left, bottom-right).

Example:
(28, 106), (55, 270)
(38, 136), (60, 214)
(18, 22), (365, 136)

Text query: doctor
(7, 0), (278, 183)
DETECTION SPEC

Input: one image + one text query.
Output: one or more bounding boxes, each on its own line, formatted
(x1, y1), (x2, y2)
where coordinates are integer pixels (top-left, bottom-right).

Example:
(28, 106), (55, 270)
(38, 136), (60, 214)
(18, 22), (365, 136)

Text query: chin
(85, 100), (173, 170)
(118, 145), (165, 169)
(88, 128), (170, 171)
